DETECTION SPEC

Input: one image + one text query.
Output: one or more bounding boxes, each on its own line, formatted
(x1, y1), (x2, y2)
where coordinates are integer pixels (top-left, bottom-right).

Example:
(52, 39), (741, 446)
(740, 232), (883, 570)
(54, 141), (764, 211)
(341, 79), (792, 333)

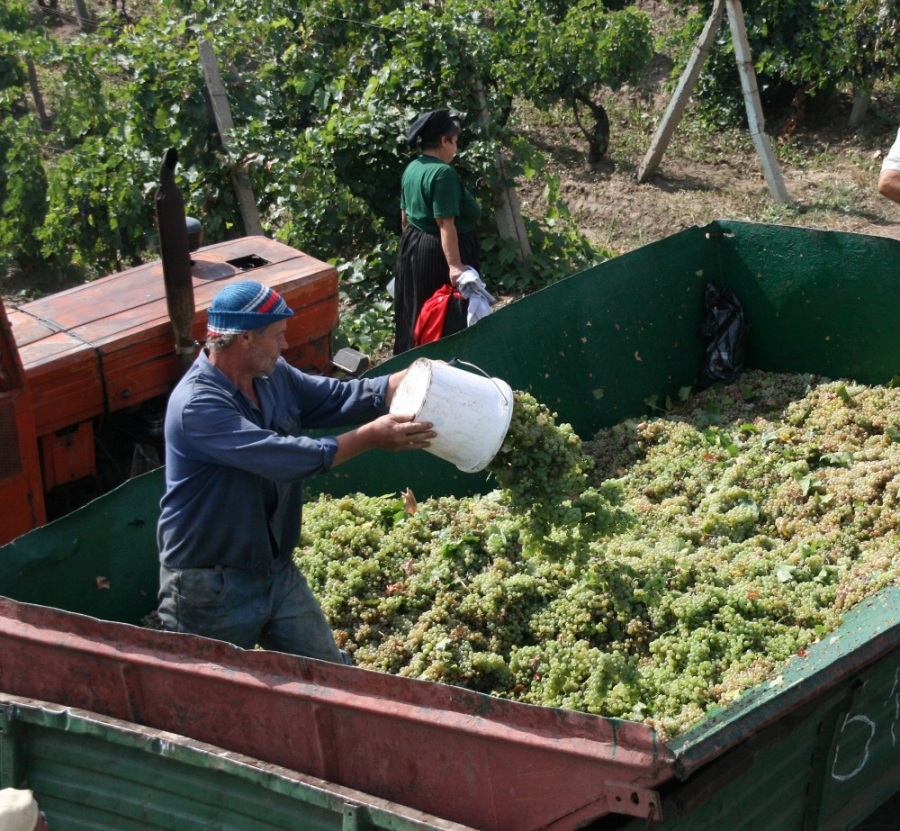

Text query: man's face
(245, 320), (288, 376)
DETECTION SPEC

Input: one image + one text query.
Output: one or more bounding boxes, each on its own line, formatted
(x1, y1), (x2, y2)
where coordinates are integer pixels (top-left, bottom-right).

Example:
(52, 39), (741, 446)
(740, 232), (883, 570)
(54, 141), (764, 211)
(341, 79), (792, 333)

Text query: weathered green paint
(0, 704), (23, 789)
(0, 694), (473, 831)
(0, 468), (162, 625)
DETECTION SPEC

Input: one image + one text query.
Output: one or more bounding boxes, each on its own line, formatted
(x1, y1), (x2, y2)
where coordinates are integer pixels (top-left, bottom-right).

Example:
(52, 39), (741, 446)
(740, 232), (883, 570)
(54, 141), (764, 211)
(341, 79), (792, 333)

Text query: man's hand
(333, 414), (435, 466)
(365, 413), (436, 451)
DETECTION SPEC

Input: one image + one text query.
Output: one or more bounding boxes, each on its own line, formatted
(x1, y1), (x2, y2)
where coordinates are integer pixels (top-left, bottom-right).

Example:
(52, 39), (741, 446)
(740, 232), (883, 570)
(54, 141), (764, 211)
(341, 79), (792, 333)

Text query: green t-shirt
(400, 155), (481, 235)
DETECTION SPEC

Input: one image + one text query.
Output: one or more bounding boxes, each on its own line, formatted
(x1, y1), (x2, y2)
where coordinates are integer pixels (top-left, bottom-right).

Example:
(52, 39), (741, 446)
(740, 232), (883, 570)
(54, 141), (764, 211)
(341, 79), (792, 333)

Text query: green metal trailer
(0, 692), (475, 830)
(1, 221), (899, 830)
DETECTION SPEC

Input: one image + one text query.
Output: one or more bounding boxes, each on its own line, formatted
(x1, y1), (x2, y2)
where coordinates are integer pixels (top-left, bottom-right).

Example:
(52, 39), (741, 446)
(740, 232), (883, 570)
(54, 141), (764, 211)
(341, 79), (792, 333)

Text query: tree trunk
(72, 0), (96, 32)
(849, 85), (870, 129)
(572, 93), (610, 165)
(26, 60), (51, 131)
(472, 75), (531, 262)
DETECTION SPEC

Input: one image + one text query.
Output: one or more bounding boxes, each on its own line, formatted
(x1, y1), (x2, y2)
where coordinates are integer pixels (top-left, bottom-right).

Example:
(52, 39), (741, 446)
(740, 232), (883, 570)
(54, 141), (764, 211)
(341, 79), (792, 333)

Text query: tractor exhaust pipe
(155, 148), (198, 374)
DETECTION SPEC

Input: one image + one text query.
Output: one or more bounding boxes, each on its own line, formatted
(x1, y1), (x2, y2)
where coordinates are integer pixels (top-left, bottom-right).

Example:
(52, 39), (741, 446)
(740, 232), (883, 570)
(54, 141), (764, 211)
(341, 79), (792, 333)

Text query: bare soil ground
(518, 97), (900, 256)
(516, 0), (900, 255)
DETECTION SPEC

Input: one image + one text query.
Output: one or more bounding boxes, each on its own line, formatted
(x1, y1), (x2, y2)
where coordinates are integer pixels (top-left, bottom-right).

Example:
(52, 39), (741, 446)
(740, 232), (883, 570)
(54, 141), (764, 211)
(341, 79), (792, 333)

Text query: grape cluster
(295, 372), (900, 740)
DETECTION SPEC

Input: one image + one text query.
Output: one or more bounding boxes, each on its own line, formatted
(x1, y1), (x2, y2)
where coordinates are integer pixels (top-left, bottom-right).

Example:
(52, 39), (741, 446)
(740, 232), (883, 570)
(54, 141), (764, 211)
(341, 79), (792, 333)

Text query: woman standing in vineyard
(393, 109), (482, 355)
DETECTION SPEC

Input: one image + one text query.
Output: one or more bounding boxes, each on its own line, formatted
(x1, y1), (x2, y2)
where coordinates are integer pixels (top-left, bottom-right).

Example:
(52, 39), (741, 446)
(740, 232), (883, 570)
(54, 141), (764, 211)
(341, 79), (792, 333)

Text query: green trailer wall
(0, 466), (162, 625)
(709, 222), (900, 381)
(0, 693), (474, 831)
(315, 221), (900, 500)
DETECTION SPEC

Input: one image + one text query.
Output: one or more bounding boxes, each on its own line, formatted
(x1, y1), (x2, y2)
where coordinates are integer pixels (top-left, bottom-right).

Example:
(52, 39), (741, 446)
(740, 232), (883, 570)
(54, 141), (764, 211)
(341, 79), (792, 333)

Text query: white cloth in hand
(456, 267), (496, 327)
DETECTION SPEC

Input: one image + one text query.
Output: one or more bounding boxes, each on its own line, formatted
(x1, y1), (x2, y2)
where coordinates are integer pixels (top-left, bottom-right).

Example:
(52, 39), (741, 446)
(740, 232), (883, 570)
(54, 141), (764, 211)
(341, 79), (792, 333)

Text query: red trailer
(0, 299), (46, 540)
(0, 234), (338, 545)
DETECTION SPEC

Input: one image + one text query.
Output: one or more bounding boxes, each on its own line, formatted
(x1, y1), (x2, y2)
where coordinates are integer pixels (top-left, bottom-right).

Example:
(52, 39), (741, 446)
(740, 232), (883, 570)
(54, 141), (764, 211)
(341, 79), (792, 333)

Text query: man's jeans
(157, 557), (349, 664)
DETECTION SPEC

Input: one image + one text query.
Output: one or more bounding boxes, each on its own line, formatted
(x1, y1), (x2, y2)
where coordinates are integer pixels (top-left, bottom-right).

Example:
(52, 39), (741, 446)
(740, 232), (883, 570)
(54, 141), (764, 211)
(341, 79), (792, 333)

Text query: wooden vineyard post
(636, 0), (725, 183)
(472, 77), (531, 262)
(72, 0), (96, 32)
(725, 0), (789, 204)
(198, 39), (265, 238)
(636, 0), (789, 206)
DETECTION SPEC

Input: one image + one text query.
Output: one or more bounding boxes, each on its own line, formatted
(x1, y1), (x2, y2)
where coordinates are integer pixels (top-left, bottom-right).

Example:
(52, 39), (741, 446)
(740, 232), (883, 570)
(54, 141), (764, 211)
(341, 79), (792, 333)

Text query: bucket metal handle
(448, 358), (510, 406)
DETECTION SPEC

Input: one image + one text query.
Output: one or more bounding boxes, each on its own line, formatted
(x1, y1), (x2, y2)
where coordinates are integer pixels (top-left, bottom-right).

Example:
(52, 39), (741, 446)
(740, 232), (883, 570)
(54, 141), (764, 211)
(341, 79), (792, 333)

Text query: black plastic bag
(697, 283), (748, 390)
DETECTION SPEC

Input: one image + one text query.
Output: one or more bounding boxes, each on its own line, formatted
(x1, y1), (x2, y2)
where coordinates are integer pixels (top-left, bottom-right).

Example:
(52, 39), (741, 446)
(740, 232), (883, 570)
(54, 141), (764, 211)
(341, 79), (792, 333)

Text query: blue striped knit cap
(207, 281), (294, 337)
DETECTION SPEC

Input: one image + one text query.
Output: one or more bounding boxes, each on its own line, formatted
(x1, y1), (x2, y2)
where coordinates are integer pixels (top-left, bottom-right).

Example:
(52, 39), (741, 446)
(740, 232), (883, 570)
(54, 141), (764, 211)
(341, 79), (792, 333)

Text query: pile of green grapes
(296, 372), (900, 739)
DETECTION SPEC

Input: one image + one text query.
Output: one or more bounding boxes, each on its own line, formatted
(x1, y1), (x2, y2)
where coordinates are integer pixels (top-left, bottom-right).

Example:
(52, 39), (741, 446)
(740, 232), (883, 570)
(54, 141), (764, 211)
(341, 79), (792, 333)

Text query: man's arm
(878, 168), (900, 205)
(331, 368), (435, 465)
(385, 369), (406, 406)
(332, 413), (434, 466)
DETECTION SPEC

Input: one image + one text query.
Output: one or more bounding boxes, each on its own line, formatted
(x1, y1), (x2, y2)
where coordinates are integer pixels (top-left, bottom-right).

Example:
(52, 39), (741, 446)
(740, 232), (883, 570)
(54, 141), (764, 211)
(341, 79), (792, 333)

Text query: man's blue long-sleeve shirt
(158, 350), (389, 572)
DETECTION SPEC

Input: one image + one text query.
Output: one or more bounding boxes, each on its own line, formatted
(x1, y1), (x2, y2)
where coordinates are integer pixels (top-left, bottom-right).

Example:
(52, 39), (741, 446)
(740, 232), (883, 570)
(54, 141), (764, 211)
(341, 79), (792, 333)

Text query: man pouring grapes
(156, 281), (434, 663)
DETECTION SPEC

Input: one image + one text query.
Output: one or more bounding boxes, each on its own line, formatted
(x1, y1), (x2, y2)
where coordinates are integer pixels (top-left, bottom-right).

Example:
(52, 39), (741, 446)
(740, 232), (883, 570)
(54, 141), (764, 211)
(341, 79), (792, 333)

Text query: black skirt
(393, 225), (481, 355)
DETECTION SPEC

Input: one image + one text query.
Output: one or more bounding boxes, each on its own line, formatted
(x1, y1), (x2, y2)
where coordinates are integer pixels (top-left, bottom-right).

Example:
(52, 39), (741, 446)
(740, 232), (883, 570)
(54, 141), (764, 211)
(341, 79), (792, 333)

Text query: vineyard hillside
(3, 0), (900, 307)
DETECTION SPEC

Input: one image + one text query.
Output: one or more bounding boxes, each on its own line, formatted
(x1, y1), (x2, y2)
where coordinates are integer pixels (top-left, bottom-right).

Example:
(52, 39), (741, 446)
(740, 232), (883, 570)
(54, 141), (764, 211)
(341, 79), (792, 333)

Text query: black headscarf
(407, 110), (456, 149)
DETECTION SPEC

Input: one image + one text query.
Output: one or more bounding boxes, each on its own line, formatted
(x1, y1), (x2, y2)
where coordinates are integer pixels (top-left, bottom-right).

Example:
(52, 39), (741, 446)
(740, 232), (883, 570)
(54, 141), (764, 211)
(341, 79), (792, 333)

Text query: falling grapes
(485, 392), (623, 558)
(295, 372), (900, 740)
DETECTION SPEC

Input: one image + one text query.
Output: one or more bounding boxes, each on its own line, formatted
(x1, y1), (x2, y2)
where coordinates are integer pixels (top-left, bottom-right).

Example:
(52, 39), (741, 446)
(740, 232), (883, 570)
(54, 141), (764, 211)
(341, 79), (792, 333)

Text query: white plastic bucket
(389, 358), (514, 473)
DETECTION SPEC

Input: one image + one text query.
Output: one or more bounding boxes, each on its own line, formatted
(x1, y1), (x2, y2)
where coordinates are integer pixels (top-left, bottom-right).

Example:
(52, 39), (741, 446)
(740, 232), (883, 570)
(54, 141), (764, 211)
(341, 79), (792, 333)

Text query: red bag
(414, 284), (465, 347)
